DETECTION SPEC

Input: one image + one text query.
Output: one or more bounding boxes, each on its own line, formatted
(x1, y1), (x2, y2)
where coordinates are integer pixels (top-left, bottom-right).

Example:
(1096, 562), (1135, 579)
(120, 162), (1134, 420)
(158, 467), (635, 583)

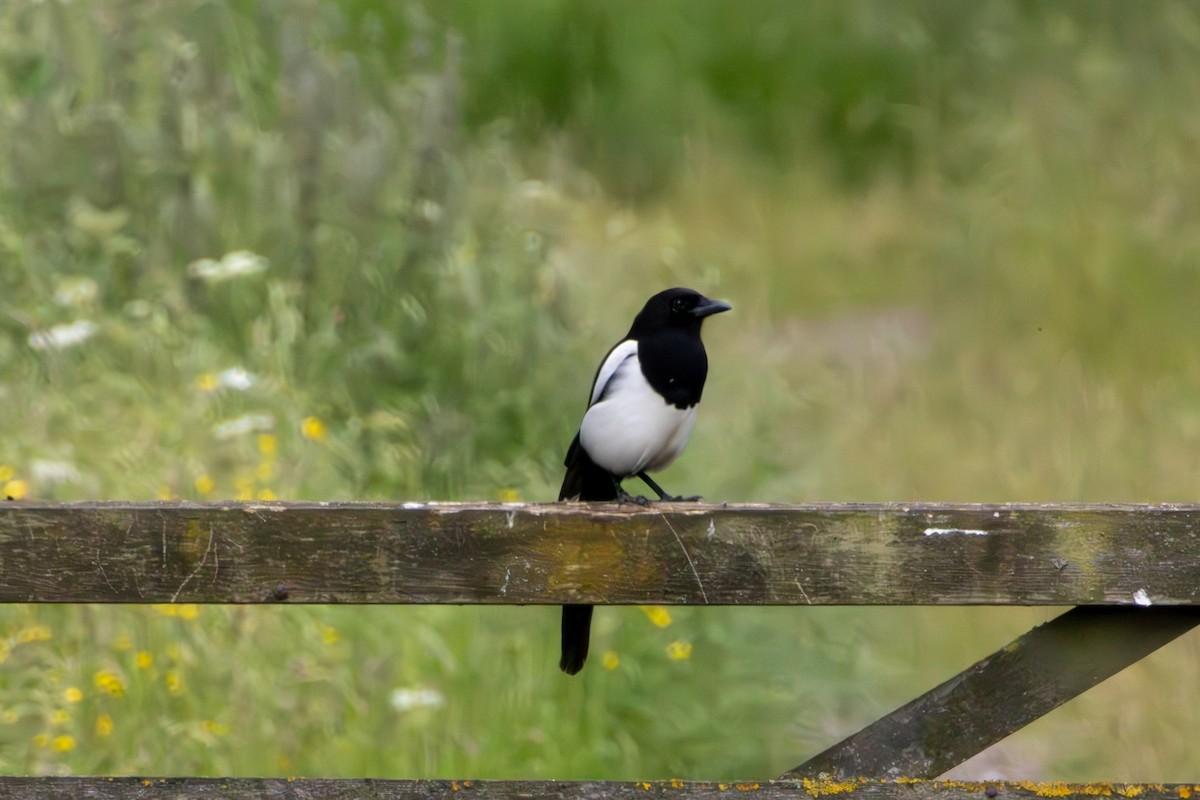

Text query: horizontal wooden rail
(1, 502), (1199, 604)
(0, 778), (1195, 800)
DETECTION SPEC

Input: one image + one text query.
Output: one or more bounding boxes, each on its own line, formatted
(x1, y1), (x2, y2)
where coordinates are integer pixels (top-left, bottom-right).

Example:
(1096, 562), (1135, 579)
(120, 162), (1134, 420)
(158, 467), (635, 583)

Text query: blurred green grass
(2, 0), (1200, 782)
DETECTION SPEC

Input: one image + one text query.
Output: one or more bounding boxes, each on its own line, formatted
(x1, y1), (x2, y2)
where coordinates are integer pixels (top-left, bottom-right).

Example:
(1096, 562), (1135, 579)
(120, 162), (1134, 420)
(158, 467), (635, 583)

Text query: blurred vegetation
(2, 0), (1200, 783)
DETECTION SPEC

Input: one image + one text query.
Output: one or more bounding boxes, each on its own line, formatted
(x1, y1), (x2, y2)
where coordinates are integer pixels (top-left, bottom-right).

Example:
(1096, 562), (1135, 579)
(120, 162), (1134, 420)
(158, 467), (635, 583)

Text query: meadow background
(2, 0), (1200, 781)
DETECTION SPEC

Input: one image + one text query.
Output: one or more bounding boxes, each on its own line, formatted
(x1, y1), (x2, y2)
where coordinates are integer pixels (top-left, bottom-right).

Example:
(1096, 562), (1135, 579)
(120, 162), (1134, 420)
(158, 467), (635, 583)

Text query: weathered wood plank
(785, 606), (1200, 780)
(1, 502), (1199, 604)
(0, 779), (1194, 800)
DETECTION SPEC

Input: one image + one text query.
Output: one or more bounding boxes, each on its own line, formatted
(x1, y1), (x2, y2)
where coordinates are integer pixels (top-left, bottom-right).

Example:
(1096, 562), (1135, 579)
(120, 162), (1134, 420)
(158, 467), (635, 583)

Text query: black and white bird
(557, 287), (731, 675)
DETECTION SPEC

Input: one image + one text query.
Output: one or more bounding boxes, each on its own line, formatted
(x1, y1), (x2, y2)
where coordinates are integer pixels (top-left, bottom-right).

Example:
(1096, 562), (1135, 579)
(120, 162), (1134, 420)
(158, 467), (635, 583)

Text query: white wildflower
(390, 687), (445, 711)
(30, 460), (82, 485)
(215, 367), (257, 391)
(211, 414), (275, 440)
(187, 250), (268, 282)
(28, 320), (98, 351)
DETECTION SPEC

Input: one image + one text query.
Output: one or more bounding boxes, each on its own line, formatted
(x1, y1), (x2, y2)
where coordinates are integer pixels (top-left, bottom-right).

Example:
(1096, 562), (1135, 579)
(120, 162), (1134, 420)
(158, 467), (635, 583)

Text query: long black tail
(557, 432), (618, 675)
(559, 604), (594, 675)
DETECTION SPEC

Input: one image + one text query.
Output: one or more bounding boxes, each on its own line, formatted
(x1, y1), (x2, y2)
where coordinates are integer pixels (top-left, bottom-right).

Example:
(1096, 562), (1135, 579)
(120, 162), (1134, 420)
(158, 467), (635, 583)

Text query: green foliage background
(2, 0), (1200, 781)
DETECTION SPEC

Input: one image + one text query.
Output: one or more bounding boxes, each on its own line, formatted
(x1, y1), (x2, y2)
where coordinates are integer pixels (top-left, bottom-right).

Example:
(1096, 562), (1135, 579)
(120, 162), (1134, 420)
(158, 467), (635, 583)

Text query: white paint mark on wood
(923, 528), (988, 536)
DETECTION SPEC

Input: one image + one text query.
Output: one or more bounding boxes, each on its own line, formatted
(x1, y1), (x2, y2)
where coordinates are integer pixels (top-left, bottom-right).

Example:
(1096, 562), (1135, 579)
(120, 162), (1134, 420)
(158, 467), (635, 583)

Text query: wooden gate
(2, 501), (1197, 798)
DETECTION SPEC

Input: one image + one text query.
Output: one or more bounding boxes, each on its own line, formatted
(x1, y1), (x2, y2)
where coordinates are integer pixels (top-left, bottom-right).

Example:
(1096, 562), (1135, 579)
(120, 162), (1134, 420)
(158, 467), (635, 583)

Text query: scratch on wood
(97, 545), (118, 595)
(171, 524), (216, 602)
(793, 578), (813, 605)
(211, 538), (220, 587)
(658, 511), (709, 604)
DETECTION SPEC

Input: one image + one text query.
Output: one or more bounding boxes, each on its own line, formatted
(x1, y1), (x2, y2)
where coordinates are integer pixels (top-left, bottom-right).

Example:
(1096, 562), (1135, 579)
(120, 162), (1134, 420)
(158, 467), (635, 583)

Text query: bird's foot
(616, 489), (652, 506)
(658, 494), (703, 502)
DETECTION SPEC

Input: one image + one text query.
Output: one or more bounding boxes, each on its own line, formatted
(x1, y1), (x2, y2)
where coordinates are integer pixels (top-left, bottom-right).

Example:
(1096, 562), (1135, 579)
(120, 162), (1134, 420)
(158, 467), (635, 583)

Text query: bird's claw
(660, 494), (703, 502)
(616, 491), (651, 506)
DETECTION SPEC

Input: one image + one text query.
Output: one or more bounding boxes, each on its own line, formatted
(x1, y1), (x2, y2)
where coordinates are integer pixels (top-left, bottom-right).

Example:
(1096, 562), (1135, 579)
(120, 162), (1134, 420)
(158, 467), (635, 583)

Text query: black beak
(691, 298), (732, 319)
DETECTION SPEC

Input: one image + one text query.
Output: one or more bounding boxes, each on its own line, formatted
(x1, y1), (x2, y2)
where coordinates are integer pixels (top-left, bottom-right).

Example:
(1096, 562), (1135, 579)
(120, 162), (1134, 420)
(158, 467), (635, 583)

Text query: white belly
(579, 363), (698, 477)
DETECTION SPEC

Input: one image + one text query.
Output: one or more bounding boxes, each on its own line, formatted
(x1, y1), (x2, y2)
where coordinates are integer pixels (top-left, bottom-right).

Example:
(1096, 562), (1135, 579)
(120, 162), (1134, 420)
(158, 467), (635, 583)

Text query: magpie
(557, 287), (731, 675)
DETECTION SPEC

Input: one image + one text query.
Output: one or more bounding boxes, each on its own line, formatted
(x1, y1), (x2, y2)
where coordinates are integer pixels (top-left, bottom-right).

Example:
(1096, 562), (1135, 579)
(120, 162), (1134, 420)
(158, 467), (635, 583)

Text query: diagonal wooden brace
(783, 606), (1200, 780)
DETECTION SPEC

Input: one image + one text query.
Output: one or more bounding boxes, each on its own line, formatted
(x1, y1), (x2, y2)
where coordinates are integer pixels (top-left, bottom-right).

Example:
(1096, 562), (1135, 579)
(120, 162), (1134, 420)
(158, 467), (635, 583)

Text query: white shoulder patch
(589, 339), (639, 406)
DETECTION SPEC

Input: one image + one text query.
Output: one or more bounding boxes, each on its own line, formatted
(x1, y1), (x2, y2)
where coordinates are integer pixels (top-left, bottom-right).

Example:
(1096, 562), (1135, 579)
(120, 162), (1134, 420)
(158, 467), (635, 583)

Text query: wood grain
(0, 778), (1193, 800)
(2, 502), (1199, 604)
(784, 606), (1200, 779)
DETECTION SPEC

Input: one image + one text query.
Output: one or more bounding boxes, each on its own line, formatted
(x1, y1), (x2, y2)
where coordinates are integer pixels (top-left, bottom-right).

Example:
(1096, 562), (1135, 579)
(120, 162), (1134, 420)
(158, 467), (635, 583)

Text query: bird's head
(629, 287), (732, 337)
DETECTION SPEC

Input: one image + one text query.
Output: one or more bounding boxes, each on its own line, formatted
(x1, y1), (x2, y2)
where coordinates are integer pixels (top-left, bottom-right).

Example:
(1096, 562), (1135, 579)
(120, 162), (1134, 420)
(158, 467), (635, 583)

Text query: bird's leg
(636, 471), (702, 502)
(612, 476), (650, 506)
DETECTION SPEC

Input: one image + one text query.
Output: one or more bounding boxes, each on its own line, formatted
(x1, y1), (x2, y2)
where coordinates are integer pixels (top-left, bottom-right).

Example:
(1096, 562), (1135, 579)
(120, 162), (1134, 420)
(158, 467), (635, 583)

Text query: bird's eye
(671, 298), (689, 313)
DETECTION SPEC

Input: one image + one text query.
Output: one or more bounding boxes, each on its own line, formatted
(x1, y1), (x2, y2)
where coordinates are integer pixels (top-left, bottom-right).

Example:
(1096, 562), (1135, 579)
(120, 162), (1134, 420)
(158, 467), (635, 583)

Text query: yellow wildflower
(666, 640), (693, 660)
(497, 488), (520, 502)
(256, 433), (278, 458)
(201, 720), (230, 736)
(321, 625), (340, 645)
(195, 373), (219, 392)
(95, 714), (113, 737)
(4, 479), (28, 500)
(155, 485), (175, 501)
(52, 735), (75, 752)
(63, 687), (83, 703)
(51, 709), (69, 725)
(639, 605), (672, 628)
(194, 474), (215, 496)
(16, 624), (52, 644)
(32, 733), (49, 748)
(300, 416), (327, 441)
(0, 465), (13, 481)
(165, 671), (183, 695)
(257, 487), (277, 501)
(93, 669), (125, 697)
(135, 652), (154, 670)
(153, 604), (198, 619)
(602, 651), (620, 670)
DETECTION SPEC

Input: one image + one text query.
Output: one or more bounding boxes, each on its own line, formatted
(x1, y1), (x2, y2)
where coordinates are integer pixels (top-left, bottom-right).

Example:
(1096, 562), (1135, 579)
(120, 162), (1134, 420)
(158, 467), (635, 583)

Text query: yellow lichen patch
(719, 785), (730, 791)
(803, 777), (862, 797)
(735, 784), (761, 791)
(1017, 782), (1114, 798)
(671, 779), (685, 789)
(641, 783), (653, 791)
(1178, 788), (1192, 799)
